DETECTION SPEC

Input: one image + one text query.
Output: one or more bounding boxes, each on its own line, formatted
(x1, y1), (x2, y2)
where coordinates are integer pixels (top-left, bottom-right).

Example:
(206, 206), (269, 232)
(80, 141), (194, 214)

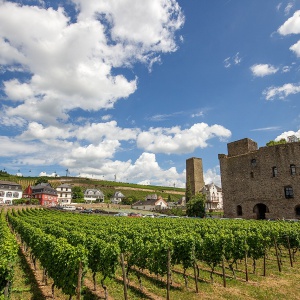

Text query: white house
(0, 180), (23, 204)
(110, 191), (125, 204)
(132, 195), (168, 211)
(56, 183), (72, 206)
(84, 189), (104, 203)
(201, 183), (223, 211)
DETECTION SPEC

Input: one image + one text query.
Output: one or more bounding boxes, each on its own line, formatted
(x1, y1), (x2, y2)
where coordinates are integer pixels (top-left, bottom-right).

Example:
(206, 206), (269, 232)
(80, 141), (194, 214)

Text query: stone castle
(218, 138), (300, 219)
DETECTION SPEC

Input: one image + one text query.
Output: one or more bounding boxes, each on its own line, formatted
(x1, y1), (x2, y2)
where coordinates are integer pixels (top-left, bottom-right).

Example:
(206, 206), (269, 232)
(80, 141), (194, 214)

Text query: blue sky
(1, 0), (300, 187)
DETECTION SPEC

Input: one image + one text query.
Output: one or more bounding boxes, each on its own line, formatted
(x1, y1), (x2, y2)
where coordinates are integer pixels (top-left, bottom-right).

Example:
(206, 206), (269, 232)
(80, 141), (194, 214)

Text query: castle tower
(186, 157), (205, 198)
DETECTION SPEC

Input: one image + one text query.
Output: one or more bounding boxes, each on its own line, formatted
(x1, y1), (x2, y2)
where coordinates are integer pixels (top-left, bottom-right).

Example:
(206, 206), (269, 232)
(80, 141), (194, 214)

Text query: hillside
(0, 173), (185, 202)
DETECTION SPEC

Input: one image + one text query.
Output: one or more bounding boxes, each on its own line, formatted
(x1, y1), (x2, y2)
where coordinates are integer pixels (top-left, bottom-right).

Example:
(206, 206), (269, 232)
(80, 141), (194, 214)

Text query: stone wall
(219, 138), (300, 219)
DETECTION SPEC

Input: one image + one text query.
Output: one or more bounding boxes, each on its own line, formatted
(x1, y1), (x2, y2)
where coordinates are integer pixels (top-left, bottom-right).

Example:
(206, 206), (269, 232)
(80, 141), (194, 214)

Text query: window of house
(284, 186), (294, 199)
(251, 159), (257, 167)
(237, 205), (243, 216)
(250, 171), (254, 178)
(272, 166), (277, 177)
(290, 164), (296, 175)
(295, 205), (300, 216)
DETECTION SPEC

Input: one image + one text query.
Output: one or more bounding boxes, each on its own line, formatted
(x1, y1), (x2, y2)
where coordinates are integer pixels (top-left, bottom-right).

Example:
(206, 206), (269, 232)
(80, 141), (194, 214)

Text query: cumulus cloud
(137, 123), (231, 154)
(278, 10), (300, 35)
(250, 64), (279, 77)
(0, 1), (232, 187)
(75, 121), (139, 143)
(277, 10), (300, 57)
(203, 166), (221, 187)
(0, 0), (183, 124)
(274, 130), (300, 141)
(263, 83), (300, 100)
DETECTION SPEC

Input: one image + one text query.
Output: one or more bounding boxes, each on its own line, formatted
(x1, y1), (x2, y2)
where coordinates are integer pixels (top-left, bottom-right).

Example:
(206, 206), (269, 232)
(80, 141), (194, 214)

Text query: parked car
(128, 212), (142, 217)
(114, 212), (128, 217)
(143, 214), (156, 218)
(62, 205), (76, 211)
(80, 209), (93, 214)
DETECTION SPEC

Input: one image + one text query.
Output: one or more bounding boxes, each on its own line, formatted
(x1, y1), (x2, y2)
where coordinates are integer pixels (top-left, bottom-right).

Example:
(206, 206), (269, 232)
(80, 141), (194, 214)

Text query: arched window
(237, 205), (243, 216)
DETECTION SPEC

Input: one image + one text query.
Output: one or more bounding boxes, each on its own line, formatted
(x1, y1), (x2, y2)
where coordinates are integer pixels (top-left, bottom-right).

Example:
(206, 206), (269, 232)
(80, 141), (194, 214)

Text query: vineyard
(2, 208), (300, 299)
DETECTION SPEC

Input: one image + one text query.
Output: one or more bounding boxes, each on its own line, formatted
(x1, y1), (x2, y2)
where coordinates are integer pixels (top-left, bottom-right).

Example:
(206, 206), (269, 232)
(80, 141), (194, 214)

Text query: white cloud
(20, 122), (73, 141)
(282, 65), (292, 73)
(0, 0), (183, 124)
(0, 110), (26, 127)
(278, 10), (300, 35)
(75, 121), (139, 143)
(274, 130), (300, 141)
(285, 2), (294, 15)
(290, 40), (300, 56)
(204, 166), (221, 187)
(223, 57), (231, 68)
(137, 123), (231, 154)
(223, 52), (242, 68)
(39, 172), (59, 177)
(0, 136), (39, 157)
(250, 126), (281, 132)
(250, 64), (279, 77)
(263, 83), (300, 100)
(3, 79), (34, 101)
(102, 115), (112, 121)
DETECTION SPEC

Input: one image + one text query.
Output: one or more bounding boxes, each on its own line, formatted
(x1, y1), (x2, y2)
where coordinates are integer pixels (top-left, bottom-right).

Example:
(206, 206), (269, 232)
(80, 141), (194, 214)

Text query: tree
(266, 139), (286, 146)
(35, 177), (48, 185)
(72, 186), (84, 199)
(186, 193), (206, 218)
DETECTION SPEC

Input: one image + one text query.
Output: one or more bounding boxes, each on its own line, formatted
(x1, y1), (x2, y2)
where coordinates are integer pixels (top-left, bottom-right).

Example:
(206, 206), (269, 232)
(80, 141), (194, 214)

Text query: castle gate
(253, 203), (269, 220)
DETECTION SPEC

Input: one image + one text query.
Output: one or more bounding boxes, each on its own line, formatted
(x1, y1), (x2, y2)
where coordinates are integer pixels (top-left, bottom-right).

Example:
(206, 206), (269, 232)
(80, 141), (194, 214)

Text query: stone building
(186, 157), (205, 197)
(218, 138), (300, 220)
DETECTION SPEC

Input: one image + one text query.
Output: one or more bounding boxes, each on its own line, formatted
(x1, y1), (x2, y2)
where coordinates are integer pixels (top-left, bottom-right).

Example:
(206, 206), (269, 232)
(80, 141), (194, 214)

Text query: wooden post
(274, 237), (281, 272)
(263, 251), (266, 276)
(193, 261), (199, 293)
(286, 236), (293, 268)
(120, 253), (128, 300)
(76, 261), (82, 300)
(245, 251), (249, 282)
(167, 248), (171, 300)
(222, 257), (226, 287)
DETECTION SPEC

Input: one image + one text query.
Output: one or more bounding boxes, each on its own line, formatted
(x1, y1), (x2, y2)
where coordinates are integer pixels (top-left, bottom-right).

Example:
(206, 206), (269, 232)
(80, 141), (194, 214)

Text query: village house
(0, 180), (23, 204)
(26, 182), (58, 206)
(56, 183), (72, 206)
(132, 194), (168, 211)
(84, 188), (104, 203)
(201, 183), (223, 211)
(110, 191), (125, 204)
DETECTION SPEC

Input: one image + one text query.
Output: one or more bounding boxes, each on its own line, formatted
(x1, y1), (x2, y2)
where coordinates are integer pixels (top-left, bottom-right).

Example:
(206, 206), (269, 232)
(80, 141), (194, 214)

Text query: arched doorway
(253, 203), (269, 220)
